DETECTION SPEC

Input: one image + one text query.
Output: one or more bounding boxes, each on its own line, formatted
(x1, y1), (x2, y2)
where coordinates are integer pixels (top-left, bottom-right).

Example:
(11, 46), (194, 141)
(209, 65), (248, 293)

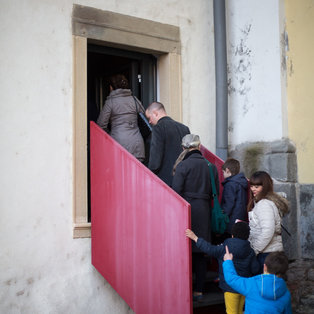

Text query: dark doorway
(87, 44), (157, 221)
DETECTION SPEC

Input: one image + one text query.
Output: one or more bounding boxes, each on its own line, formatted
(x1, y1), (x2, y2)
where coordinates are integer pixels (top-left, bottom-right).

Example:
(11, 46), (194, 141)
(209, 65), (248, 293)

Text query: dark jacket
(197, 237), (259, 293)
(222, 173), (248, 233)
(172, 150), (219, 251)
(148, 116), (190, 186)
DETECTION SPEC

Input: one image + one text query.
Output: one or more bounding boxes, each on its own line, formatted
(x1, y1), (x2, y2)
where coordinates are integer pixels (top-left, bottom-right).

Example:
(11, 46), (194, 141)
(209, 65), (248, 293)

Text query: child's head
(231, 221), (250, 240)
(222, 158), (240, 178)
(264, 252), (289, 278)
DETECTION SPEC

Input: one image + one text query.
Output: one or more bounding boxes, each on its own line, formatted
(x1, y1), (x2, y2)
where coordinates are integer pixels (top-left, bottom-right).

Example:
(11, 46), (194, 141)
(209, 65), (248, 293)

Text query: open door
(87, 44), (157, 221)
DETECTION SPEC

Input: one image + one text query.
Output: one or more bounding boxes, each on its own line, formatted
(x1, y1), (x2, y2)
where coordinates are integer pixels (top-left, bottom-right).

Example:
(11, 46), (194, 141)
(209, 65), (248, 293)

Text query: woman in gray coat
(97, 74), (145, 162)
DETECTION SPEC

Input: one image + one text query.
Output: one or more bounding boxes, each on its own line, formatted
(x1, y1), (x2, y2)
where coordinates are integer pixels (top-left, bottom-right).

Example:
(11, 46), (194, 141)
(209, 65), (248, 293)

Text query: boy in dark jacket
(223, 249), (292, 313)
(222, 158), (248, 236)
(186, 222), (259, 313)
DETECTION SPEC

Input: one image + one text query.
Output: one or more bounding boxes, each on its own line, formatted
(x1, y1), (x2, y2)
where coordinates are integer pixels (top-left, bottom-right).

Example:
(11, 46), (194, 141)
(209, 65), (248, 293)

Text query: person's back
(190, 222), (259, 288)
(172, 149), (212, 197)
(146, 102), (190, 186)
(186, 221), (259, 313)
(222, 158), (248, 234)
(223, 250), (292, 314)
(97, 74), (145, 162)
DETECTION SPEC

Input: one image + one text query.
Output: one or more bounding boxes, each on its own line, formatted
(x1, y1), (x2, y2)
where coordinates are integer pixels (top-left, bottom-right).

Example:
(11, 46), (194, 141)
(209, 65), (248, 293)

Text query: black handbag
(133, 96), (152, 139)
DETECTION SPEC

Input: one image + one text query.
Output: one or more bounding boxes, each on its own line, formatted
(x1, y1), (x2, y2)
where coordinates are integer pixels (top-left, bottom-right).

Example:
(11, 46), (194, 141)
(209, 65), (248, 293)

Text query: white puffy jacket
(249, 199), (283, 254)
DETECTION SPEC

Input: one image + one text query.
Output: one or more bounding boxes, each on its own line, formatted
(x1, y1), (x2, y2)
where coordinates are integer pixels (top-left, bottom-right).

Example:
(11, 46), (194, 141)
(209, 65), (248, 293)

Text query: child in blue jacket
(223, 247), (292, 314)
(186, 221), (259, 313)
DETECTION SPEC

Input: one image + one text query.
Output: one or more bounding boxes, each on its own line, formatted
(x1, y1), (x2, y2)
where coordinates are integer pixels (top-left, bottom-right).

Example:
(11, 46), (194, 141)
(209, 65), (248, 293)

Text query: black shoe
(193, 294), (204, 302)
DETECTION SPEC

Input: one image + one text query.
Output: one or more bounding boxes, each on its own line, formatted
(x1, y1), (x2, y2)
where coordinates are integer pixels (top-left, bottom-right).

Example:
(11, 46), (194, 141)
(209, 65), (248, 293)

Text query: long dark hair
(247, 171), (274, 211)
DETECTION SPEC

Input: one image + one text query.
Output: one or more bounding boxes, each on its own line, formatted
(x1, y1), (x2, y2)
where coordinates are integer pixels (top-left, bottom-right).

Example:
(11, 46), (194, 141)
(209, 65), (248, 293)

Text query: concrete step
(193, 284), (224, 308)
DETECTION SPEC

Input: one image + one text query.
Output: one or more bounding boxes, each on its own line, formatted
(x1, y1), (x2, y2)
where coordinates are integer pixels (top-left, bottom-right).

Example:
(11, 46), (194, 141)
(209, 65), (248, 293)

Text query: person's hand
(224, 245), (233, 261)
(185, 229), (198, 242)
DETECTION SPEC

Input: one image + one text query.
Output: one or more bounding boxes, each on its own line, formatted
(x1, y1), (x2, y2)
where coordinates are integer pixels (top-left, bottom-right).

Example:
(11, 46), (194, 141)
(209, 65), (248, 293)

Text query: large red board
(90, 122), (192, 314)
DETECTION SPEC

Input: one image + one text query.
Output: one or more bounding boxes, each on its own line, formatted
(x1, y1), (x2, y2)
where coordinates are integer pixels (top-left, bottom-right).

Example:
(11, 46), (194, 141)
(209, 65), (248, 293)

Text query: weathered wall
(230, 139), (299, 259)
(0, 0), (215, 313)
(284, 2), (314, 310)
(285, 0), (314, 184)
(226, 0), (287, 147)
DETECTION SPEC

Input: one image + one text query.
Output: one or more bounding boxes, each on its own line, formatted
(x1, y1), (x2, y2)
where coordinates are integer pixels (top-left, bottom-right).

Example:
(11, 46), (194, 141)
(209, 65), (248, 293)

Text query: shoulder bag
(133, 96), (152, 139)
(208, 162), (229, 234)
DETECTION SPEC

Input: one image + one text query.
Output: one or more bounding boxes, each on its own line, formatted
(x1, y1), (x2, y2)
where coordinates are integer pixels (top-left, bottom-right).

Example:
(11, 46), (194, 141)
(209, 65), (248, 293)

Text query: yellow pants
(224, 292), (245, 314)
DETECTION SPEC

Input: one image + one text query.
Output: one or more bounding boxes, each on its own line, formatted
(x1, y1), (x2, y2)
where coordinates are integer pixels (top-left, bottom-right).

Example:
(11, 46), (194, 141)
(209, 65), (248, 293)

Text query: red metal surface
(90, 122), (192, 314)
(200, 145), (225, 201)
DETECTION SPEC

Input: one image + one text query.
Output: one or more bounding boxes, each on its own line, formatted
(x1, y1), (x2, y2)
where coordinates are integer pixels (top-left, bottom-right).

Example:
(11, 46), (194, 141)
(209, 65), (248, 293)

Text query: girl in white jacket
(248, 171), (289, 273)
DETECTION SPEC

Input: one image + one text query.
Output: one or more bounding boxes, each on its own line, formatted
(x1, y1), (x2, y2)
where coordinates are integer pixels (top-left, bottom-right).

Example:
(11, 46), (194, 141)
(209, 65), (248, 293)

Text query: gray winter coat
(249, 194), (289, 254)
(97, 89), (145, 161)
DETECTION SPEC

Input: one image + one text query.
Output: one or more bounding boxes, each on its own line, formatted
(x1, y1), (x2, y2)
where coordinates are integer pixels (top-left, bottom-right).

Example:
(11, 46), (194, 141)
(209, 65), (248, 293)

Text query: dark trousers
(192, 252), (207, 293)
(257, 252), (269, 274)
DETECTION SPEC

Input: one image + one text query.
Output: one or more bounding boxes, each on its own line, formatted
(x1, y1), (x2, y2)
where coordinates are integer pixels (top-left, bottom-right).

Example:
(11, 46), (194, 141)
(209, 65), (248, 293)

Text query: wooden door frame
(72, 5), (182, 238)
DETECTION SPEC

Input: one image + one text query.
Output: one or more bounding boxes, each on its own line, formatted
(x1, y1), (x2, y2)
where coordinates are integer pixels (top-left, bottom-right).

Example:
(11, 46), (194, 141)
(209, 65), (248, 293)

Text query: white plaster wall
(121, 0), (216, 150)
(0, 0), (215, 312)
(226, 0), (286, 148)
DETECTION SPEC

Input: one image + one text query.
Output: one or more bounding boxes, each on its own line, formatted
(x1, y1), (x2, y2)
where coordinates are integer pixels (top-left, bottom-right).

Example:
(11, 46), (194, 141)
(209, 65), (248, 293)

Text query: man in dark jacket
(186, 221), (259, 311)
(145, 102), (190, 186)
(222, 158), (248, 235)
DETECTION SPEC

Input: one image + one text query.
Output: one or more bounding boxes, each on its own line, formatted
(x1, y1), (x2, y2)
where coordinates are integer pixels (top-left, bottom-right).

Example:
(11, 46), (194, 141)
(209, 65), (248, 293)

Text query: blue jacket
(223, 260), (292, 313)
(222, 172), (248, 233)
(196, 237), (259, 293)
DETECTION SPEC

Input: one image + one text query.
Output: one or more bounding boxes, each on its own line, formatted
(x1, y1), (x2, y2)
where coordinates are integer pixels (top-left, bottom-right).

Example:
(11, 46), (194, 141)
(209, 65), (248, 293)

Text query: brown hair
(247, 171), (273, 211)
(109, 74), (129, 90)
(265, 252), (289, 279)
(222, 158), (240, 175)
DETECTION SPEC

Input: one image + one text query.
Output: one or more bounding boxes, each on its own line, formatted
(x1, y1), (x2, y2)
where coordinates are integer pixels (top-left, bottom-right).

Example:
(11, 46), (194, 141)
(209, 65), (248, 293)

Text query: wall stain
(300, 191), (313, 210)
(243, 144), (263, 177)
(289, 59), (294, 77)
(281, 29), (289, 74)
(5, 279), (17, 286)
(228, 23), (253, 117)
(16, 290), (25, 296)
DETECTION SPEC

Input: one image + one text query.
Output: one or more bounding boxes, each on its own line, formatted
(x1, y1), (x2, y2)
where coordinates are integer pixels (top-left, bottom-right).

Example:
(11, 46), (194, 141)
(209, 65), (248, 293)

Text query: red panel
(200, 145), (225, 201)
(90, 122), (192, 314)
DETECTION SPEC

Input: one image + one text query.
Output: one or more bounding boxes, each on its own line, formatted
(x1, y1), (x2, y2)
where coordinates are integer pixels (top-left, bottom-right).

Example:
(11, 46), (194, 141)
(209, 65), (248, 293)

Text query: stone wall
(287, 259), (314, 313)
(230, 138), (314, 312)
(299, 185), (314, 259)
(230, 138), (299, 259)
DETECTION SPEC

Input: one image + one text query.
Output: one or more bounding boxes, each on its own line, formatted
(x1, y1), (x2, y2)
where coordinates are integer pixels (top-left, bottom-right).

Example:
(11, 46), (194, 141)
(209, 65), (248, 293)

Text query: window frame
(72, 5), (182, 238)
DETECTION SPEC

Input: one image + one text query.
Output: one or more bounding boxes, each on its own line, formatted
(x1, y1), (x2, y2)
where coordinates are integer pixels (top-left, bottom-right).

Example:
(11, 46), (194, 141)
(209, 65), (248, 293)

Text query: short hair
(265, 252), (289, 278)
(231, 221), (250, 240)
(222, 158), (240, 175)
(146, 101), (166, 113)
(109, 74), (129, 90)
